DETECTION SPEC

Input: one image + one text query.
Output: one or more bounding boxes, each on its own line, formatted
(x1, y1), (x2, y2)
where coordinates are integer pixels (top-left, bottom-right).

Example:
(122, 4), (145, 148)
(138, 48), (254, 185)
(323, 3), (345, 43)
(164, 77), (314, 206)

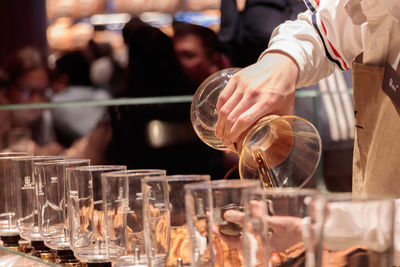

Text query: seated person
(2, 46), (64, 155)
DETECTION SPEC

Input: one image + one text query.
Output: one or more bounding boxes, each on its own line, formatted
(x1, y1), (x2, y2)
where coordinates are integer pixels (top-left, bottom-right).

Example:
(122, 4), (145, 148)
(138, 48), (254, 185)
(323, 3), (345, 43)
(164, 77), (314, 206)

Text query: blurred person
(120, 17), (186, 97)
(2, 46), (64, 155)
(172, 21), (230, 92)
(218, 0), (306, 67)
(51, 50), (111, 147)
(67, 18), (226, 177)
(87, 39), (125, 96)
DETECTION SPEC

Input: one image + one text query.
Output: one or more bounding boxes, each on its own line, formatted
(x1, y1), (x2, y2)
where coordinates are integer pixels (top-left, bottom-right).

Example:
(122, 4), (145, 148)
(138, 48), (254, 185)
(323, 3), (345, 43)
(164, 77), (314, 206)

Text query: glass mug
(190, 68), (322, 188)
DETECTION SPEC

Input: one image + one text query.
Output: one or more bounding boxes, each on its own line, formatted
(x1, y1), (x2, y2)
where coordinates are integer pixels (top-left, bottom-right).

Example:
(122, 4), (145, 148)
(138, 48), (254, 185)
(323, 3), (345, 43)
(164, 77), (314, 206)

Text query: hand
(215, 52), (299, 148)
(212, 209), (244, 249)
(248, 200), (303, 252)
(217, 201), (302, 252)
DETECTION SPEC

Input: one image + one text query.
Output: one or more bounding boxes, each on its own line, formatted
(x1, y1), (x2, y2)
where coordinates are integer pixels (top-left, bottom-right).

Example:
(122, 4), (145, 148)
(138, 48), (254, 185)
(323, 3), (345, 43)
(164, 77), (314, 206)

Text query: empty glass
(190, 68), (322, 188)
(153, 175), (210, 267)
(184, 179), (260, 267)
(101, 169), (166, 266)
(67, 165), (126, 264)
(12, 155), (65, 242)
(142, 175), (170, 267)
(242, 188), (319, 267)
(305, 193), (395, 267)
(0, 152), (30, 246)
(35, 159), (90, 250)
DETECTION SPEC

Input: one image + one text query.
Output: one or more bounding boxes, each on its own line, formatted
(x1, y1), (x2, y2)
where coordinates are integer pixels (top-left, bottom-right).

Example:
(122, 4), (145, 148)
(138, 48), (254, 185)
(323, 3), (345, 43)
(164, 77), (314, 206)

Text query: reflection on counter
(0, 245), (62, 267)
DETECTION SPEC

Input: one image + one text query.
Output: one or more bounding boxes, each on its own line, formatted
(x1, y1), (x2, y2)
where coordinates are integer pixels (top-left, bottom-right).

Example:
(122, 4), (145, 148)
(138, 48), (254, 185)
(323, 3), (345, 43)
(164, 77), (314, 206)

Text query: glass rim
(33, 158), (91, 166)
(66, 165), (126, 172)
(142, 175), (168, 183)
(184, 179), (260, 191)
(164, 174), (211, 182)
(0, 155), (33, 160)
(101, 169), (166, 178)
(0, 152), (31, 157)
(11, 155), (65, 162)
(246, 187), (321, 197)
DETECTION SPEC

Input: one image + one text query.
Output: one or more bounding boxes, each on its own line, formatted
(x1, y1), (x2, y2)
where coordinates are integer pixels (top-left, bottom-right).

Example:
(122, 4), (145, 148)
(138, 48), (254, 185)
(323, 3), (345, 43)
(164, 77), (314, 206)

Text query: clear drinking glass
(153, 175), (210, 267)
(12, 155), (65, 242)
(190, 68), (322, 188)
(35, 159), (90, 250)
(101, 169), (166, 266)
(242, 188), (319, 267)
(305, 193), (395, 267)
(67, 165), (126, 264)
(142, 175), (170, 267)
(184, 179), (261, 267)
(0, 152), (31, 246)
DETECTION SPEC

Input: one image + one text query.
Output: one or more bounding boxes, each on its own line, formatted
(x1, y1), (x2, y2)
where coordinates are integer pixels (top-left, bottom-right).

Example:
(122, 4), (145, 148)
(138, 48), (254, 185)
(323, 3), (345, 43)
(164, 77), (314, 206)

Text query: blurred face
(174, 34), (219, 85)
(9, 67), (50, 104)
(9, 67), (50, 125)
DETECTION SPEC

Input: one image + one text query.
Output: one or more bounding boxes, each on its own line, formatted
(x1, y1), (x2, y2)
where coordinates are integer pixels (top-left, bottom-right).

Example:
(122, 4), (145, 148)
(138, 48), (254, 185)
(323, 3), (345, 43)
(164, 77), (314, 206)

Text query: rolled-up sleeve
(261, 0), (362, 88)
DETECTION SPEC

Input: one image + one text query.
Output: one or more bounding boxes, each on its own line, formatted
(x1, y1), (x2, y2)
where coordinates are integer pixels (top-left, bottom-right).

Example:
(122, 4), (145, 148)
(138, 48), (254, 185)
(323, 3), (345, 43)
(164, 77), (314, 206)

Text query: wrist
(259, 51), (300, 86)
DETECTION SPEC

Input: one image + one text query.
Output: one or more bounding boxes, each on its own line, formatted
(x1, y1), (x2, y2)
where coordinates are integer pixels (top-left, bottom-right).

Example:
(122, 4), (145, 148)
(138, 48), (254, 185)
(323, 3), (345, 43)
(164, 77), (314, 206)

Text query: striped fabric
(305, 0), (349, 71)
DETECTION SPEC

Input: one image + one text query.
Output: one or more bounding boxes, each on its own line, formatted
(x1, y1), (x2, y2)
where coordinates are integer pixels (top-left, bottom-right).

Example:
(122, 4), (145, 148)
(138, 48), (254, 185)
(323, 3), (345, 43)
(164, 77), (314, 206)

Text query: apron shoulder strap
(360, 0), (394, 65)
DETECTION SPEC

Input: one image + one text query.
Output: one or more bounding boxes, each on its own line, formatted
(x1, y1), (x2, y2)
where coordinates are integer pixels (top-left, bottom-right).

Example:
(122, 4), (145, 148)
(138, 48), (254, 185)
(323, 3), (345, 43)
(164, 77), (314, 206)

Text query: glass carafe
(190, 68), (322, 188)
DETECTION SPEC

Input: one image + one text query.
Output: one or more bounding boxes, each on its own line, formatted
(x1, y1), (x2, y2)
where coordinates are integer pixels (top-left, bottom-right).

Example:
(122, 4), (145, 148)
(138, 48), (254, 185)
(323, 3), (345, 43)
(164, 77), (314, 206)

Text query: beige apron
(351, 12), (400, 197)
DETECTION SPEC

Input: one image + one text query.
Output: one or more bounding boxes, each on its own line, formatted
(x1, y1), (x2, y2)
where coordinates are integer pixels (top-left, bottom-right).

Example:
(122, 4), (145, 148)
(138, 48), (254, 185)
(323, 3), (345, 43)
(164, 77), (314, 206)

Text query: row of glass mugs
(0, 153), (214, 266)
(184, 181), (395, 267)
(0, 152), (395, 267)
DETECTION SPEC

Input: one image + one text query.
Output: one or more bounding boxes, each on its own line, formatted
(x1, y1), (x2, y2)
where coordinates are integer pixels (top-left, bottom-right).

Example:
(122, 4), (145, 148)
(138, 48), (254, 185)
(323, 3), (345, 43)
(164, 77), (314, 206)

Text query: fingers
(223, 209), (244, 226)
(218, 90), (244, 144)
(215, 76), (238, 139)
(228, 102), (270, 142)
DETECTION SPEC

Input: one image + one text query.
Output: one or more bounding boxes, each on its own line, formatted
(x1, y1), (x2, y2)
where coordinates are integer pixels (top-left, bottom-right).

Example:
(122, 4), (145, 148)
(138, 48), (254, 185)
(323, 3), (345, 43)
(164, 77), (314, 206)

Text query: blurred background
(0, 0), (353, 192)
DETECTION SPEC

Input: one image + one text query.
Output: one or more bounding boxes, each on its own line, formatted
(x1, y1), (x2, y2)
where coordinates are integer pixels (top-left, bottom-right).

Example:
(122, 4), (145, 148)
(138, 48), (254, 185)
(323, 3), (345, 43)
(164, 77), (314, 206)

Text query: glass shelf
(0, 246), (62, 266)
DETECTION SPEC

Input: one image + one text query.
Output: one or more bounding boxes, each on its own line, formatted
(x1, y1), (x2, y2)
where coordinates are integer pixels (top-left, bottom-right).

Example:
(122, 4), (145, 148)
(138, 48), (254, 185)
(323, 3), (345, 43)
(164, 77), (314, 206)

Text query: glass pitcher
(190, 68), (322, 188)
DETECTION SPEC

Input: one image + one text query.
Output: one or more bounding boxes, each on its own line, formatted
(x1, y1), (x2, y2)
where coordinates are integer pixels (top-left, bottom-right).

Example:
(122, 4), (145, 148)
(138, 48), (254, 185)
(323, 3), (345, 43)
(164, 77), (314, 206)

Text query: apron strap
(359, 0), (394, 65)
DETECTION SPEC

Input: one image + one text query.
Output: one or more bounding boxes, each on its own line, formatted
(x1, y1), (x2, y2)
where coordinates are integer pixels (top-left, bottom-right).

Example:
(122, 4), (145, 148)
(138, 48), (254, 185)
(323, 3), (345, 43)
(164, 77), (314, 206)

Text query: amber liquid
(254, 150), (277, 189)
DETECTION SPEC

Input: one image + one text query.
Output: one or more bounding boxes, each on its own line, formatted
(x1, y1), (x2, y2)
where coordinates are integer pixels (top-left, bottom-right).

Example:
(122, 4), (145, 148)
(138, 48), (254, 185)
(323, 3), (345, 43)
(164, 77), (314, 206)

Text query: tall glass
(142, 175), (170, 267)
(306, 193), (395, 267)
(101, 169), (166, 266)
(67, 165), (126, 264)
(190, 68), (322, 188)
(184, 179), (260, 267)
(35, 159), (90, 250)
(12, 155), (65, 242)
(0, 152), (30, 247)
(154, 175), (210, 267)
(242, 188), (319, 267)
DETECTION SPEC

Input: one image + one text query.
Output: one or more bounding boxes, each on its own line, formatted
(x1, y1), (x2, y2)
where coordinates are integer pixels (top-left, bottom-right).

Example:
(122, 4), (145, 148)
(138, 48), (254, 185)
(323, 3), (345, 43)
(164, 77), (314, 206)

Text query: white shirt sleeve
(323, 201), (394, 253)
(261, 0), (363, 88)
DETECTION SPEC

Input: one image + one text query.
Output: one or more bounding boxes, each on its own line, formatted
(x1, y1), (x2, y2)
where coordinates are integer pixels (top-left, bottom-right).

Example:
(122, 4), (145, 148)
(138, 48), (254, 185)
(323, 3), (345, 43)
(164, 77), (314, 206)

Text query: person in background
(51, 50), (111, 147)
(87, 39), (125, 97)
(120, 17), (186, 97)
(172, 21), (231, 93)
(2, 46), (64, 155)
(218, 0), (306, 67)
(67, 18), (227, 177)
